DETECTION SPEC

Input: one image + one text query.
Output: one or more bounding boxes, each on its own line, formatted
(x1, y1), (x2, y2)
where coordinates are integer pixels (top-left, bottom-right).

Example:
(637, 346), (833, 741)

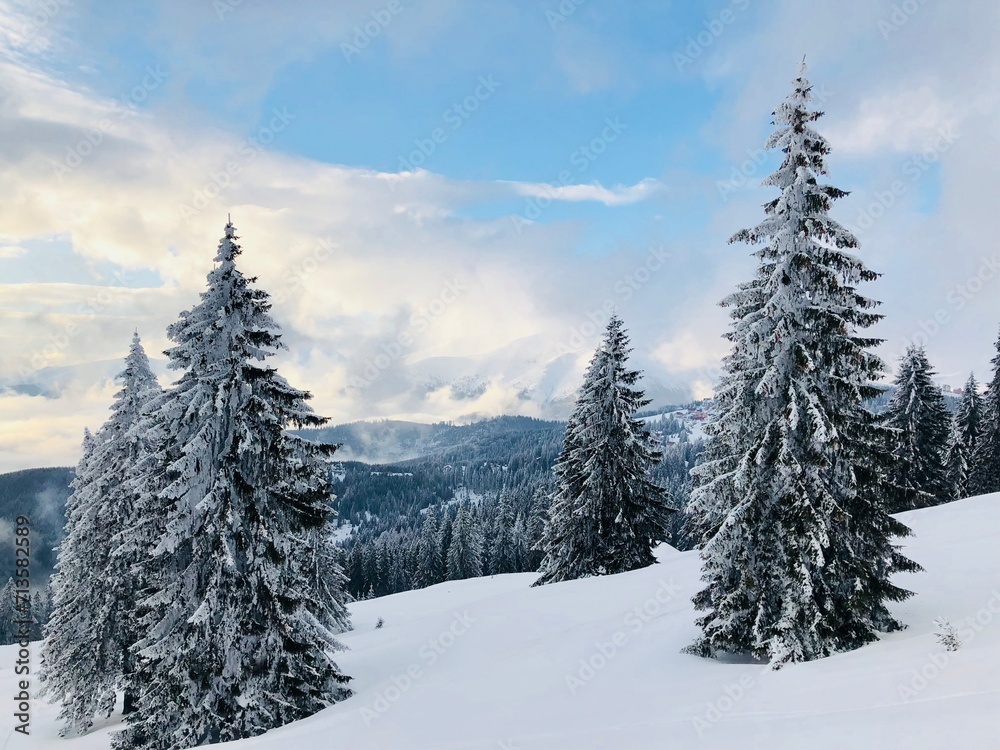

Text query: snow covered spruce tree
(687, 64), (920, 667)
(972, 330), (1000, 495)
(413, 508), (443, 588)
(41, 335), (162, 735)
(446, 503), (484, 580)
(0, 578), (17, 645)
(948, 373), (982, 500)
(881, 346), (952, 511)
(685, 345), (754, 548)
(534, 315), (672, 585)
(31, 588), (52, 640)
(488, 490), (518, 575)
(115, 223), (351, 750)
(300, 526), (353, 635)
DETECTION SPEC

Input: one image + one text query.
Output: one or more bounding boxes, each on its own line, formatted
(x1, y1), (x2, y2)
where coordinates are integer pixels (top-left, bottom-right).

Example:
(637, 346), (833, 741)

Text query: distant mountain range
(5, 383), (958, 585)
(298, 414), (566, 465)
(0, 404), (703, 572)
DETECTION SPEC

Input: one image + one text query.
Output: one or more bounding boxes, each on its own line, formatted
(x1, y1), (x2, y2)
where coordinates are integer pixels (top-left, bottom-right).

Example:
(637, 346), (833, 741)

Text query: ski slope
(6, 495), (1000, 749)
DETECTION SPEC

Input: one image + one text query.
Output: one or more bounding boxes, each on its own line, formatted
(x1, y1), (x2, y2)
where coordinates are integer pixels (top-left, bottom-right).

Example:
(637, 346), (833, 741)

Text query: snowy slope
(640, 401), (714, 443)
(7, 495), (1000, 749)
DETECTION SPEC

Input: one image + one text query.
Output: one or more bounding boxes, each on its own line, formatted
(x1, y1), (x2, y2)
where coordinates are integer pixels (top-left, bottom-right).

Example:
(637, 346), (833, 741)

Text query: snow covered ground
(640, 403), (713, 443)
(6, 495), (1000, 749)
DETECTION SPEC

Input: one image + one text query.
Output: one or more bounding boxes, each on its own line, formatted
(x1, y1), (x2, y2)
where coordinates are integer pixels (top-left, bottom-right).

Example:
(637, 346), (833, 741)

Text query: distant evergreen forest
(0, 413), (705, 626)
(322, 413), (705, 599)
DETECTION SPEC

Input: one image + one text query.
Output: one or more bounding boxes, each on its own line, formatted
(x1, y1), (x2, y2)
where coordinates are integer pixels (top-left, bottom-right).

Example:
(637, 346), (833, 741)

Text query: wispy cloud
(508, 178), (662, 205)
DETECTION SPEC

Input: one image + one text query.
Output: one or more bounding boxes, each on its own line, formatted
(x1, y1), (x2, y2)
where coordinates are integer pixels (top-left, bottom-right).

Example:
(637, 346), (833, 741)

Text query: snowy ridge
(11, 493), (1000, 749)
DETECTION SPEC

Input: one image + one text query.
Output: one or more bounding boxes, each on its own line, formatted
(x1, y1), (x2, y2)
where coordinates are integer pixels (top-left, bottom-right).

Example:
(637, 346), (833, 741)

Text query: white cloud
(4, 0), (1000, 473)
(825, 86), (962, 156)
(652, 330), (727, 373)
(0, 46), (686, 470)
(509, 178), (662, 206)
(0, 377), (119, 473)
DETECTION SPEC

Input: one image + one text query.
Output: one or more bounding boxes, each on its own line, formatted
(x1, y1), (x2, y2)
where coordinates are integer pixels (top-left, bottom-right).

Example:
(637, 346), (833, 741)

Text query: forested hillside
(327, 410), (706, 599)
(0, 467), (72, 581)
(0, 403), (723, 614)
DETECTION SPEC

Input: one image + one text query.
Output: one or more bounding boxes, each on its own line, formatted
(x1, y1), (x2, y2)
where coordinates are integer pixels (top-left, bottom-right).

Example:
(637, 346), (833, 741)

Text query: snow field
(5, 494), (1000, 749)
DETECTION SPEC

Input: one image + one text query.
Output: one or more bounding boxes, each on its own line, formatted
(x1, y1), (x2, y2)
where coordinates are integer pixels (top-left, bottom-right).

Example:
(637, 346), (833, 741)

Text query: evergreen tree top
(891, 346), (946, 400)
(586, 315), (646, 396)
(986, 328), (1000, 393)
(163, 220), (324, 430)
(166, 221), (282, 372)
(112, 332), (161, 409)
(733, 62), (861, 256)
(951, 372), (982, 447)
(80, 427), (95, 455)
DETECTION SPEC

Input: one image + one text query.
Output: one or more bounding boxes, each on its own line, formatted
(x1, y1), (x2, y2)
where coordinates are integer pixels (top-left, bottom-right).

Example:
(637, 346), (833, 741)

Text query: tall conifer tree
(115, 223), (351, 750)
(881, 347), (952, 511)
(948, 373), (982, 500)
(446, 503), (484, 580)
(42, 336), (162, 735)
(972, 330), (1000, 495)
(489, 490), (518, 575)
(414, 507), (443, 588)
(535, 315), (672, 585)
(688, 64), (919, 666)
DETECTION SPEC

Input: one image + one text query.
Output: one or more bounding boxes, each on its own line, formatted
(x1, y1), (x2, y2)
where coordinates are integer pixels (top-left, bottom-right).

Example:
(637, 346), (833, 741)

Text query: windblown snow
(7, 495), (1000, 749)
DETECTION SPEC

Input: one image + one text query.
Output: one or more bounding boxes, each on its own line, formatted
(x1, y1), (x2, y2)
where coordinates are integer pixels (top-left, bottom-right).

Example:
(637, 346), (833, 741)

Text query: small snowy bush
(934, 618), (961, 651)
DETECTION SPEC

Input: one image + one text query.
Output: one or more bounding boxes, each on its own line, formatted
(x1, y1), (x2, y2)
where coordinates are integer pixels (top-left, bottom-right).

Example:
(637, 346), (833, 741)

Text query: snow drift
(6, 494), (1000, 749)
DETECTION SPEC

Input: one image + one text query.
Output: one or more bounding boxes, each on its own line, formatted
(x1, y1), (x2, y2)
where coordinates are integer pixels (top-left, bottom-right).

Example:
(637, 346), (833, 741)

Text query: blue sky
(0, 0), (997, 470)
